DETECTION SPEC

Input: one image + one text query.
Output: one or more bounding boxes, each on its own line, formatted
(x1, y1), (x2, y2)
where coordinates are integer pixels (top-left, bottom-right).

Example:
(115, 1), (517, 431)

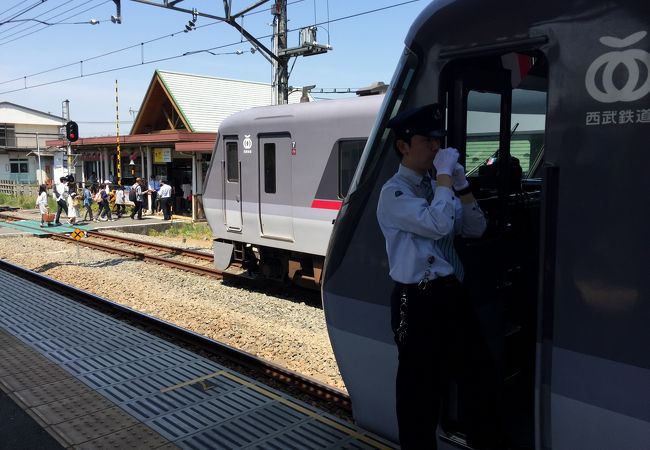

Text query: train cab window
(226, 142), (239, 182)
(263, 143), (276, 194)
(465, 89), (546, 181)
(338, 139), (366, 197)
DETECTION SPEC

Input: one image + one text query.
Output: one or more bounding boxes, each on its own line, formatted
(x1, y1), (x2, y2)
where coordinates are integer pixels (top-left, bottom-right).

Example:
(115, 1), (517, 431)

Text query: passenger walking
(36, 184), (49, 228)
(158, 179), (173, 220)
(66, 181), (81, 225)
(114, 185), (125, 218)
(52, 176), (69, 226)
(129, 177), (149, 220)
(376, 104), (497, 449)
(92, 186), (102, 221)
(99, 184), (114, 221)
(82, 185), (94, 222)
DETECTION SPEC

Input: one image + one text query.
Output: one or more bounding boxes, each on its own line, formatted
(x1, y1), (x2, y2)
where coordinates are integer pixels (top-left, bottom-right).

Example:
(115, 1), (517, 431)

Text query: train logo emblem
(585, 31), (650, 103)
(242, 135), (253, 153)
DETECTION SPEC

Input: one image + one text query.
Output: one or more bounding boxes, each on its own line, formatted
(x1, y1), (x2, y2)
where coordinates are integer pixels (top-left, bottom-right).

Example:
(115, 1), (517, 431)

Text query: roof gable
(130, 72), (191, 135)
(131, 70), (306, 134)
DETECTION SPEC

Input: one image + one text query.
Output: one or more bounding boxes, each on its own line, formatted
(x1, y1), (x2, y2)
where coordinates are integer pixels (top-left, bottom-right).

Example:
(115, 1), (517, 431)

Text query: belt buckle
(417, 279), (428, 290)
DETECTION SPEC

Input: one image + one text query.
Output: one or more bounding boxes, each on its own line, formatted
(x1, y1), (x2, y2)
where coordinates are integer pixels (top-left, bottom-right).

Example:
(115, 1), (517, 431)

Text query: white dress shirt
(159, 183), (172, 198)
(377, 164), (486, 284)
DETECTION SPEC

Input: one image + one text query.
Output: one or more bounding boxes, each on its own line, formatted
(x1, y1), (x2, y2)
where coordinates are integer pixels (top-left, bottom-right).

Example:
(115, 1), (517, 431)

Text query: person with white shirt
(52, 176), (69, 226)
(114, 185), (125, 218)
(36, 184), (49, 227)
(376, 104), (497, 449)
(158, 179), (173, 220)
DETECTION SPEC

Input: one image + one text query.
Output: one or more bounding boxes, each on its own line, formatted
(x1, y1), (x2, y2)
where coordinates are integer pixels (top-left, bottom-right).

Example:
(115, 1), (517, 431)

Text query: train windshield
(348, 49), (419, 199)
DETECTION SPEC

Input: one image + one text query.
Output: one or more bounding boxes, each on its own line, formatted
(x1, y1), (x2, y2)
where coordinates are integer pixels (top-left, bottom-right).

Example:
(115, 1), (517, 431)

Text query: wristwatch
(455, 185), (472, 196)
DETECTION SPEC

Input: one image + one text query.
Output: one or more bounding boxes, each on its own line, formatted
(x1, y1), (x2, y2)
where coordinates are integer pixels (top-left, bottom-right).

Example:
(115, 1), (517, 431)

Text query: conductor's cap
(386, 103), (446, 139)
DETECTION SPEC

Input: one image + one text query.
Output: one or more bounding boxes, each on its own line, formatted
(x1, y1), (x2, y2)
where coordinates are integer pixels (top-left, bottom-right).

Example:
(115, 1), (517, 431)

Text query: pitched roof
(131, 70), (306, 134)
(0, 102), (65, 126)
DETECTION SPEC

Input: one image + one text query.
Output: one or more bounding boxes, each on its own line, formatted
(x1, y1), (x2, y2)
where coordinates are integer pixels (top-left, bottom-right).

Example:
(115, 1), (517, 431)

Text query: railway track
(0, 211), (323, 306)
(0, 212), (226, 278)
(0, 259), (352, 416)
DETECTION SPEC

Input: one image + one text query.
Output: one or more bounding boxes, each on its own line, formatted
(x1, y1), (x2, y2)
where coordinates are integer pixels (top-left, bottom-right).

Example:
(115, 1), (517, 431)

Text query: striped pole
(115, 79), (121, 185)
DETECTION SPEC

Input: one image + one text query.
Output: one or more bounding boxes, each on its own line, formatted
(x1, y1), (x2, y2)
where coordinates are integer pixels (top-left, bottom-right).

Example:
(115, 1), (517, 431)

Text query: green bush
(0, 193), (57, 210)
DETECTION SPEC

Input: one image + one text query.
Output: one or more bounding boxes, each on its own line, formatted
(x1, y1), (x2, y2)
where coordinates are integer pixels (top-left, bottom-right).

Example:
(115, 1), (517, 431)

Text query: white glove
(452, 163), (469, 190)
(433, 147), (459, 177)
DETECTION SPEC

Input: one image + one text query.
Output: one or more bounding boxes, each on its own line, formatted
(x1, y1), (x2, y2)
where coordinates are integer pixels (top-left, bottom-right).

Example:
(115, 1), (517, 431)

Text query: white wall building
(0, 102), (65, 184)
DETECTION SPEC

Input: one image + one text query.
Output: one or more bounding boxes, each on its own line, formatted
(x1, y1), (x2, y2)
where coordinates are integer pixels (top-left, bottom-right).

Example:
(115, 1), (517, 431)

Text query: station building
(46, 70), (308, 220)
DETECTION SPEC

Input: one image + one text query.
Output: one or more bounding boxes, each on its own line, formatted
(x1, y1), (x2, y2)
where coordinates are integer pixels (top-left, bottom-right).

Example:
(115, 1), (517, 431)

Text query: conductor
(376, 104), (496, 449)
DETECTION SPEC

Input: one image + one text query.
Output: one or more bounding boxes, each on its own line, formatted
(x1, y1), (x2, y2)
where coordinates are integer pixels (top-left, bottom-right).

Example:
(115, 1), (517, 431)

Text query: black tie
(420, 176), (434, 203)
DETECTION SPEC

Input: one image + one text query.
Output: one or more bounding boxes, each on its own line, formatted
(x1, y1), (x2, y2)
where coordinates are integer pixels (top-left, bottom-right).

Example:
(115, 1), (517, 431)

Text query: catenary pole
(115, 79), (121, 185)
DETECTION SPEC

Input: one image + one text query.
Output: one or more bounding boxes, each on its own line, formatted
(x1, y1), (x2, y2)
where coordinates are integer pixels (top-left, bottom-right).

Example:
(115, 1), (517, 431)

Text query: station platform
(0, 266), (395, 449)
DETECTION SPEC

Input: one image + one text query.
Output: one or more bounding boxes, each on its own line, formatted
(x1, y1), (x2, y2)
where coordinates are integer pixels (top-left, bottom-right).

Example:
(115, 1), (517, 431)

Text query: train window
(263, 143), (276, 194)
(338, 139), (366, 198)
(226, 142), (238, 182)
(465, 89), (546, 179)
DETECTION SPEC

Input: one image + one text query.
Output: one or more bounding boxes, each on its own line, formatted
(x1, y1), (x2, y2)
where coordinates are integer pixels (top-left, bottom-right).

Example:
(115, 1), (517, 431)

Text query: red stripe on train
(311, 199), (343, 210)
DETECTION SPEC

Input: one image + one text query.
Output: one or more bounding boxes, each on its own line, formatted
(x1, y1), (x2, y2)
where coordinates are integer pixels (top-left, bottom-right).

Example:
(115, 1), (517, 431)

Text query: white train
(202, 94), (384, 286)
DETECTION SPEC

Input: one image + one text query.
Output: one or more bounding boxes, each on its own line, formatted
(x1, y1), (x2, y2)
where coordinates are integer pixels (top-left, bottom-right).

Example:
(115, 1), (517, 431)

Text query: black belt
(396, 274), (458, 291)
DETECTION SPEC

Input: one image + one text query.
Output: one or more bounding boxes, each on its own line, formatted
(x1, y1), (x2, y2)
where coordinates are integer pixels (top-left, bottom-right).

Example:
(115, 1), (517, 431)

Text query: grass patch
(0, 193), (57, 210)
(147, 222), (213, 240)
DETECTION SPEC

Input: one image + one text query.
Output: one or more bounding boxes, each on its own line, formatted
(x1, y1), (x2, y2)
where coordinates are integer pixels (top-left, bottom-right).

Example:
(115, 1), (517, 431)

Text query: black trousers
(160, 197), (170, 219)
(131, 201), (143, 219)
(391, 277), (499, 450)
(55, 199), (67, 223)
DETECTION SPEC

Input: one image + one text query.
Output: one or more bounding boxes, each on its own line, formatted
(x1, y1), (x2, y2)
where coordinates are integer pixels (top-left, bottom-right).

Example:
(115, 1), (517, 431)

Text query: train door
(440, 53), (546, 449)
(258, 134), (294, 240)
(223, 138), (242, 231)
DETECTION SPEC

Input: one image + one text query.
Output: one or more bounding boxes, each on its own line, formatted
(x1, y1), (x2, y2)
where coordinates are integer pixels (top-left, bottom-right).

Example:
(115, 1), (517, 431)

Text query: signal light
(65, 121), (79, 142)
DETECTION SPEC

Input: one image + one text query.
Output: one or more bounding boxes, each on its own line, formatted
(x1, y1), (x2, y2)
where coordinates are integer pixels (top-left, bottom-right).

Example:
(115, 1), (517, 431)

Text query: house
(0, 102), (65, 184)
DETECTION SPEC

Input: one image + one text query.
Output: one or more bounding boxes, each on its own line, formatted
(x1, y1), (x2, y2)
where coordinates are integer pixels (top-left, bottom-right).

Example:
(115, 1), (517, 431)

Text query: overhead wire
(0, 0), (74, 36)
(0, 0), (307, 85)
(0, 0), (49, 25)
(0, 1), (27, 19)
(0, 0), (108, 44)
(0, 0), (421, 95)
(0, 0), (77, 37)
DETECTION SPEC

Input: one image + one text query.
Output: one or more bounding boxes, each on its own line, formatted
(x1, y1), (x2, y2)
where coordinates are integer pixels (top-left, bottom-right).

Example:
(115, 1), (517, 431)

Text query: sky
(0, 0), (428, 137)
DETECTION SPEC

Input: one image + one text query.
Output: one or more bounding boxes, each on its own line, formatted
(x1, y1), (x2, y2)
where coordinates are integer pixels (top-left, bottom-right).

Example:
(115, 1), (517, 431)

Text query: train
(202, 92), (543, 288)
(322, 0), (649, 449)
(202, 93), (384, 287)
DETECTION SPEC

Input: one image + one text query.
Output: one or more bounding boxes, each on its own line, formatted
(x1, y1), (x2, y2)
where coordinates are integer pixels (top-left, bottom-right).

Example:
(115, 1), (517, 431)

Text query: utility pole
(62, 99), (72, 177)
(272, 1), (288, 105)
(131, 0), (330, 105)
